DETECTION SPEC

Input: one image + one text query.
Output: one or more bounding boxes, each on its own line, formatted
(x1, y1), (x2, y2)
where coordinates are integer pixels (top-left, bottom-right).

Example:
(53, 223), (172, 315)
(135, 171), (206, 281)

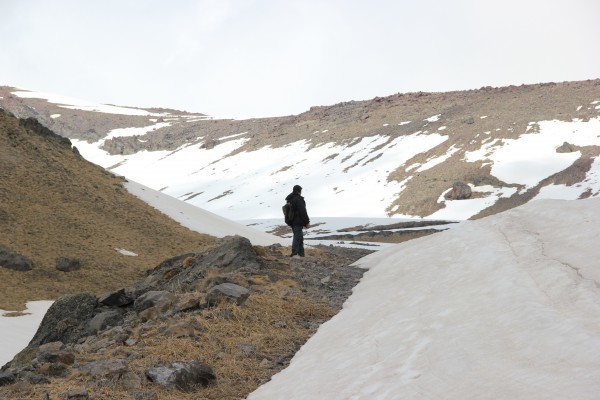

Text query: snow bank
(248, 197), (600, 399)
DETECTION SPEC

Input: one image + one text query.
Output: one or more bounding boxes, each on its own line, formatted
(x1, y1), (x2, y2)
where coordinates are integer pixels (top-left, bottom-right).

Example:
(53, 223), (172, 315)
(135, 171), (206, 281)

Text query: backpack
(282, 201), (295, 226)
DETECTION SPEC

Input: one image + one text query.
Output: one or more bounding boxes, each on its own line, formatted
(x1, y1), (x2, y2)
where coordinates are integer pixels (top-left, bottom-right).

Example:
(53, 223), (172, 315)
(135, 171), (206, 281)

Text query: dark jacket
(285, 192), (310, 227)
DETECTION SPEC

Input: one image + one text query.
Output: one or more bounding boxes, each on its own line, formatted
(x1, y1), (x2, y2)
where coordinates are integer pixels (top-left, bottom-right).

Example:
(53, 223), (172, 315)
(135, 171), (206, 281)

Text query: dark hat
(293, 185), (302, 193)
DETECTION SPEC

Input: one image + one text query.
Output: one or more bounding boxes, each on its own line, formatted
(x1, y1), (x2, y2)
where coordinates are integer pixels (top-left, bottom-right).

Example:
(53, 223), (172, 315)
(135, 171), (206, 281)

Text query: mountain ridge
(2, 80), (600, 221)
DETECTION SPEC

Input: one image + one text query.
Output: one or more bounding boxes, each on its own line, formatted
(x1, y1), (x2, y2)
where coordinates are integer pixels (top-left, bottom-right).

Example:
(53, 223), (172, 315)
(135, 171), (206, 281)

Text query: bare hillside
(0, 110), (214, 310)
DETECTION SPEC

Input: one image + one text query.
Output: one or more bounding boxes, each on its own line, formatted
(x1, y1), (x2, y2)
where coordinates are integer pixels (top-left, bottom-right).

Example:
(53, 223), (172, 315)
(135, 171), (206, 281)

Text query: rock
(444, 181), (472, 200)
(38, 341), (64, 355)
(134, 236), (263, 296)
(37, 362), (70, 377)
(21, 371), (49, 384)
(0, 244), (33, 271)
(98, 288), (134, 307)
(145, 361), (216, 392)
(238, 343), (256, 357)
(556, 141), (577, 153)
(119, 371), (142, 391)
(37, 341), (75, 365)
(134, 290), (173, 312)
(206, 283), (250, 306)
(86, 309), (124, 335)
(79, 358), (128, 379)
(0, 371), (16, 386)
(55, 257), (81, 272)
(172, 292), (202, 312)
(7, 293), (97, 369)
(62, 388), (89, 400)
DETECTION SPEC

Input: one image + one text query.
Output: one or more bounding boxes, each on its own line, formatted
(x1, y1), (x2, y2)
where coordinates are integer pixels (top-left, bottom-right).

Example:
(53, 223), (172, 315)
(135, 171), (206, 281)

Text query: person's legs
(291, 225), (304, 256)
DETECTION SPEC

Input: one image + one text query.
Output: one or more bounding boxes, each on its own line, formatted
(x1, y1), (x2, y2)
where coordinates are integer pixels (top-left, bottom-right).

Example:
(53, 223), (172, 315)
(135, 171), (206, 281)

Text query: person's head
(293, 184), (302, 194)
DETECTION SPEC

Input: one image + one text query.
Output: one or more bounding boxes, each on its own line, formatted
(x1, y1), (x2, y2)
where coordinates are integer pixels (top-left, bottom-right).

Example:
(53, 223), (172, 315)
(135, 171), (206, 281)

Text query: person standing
(285, 184), (310, 257)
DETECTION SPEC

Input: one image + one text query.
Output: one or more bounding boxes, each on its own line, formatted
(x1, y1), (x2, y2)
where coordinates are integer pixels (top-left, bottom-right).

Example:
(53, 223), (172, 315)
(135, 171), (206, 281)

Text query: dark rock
(21, 371), (50, 384)
(444, 181), (472, 200)
(19, 117), (72, 147)
(0, 371), (16, 386)
(6, 293), (97, 369)
(145, 361), (216, 392)
(206, 283), (250, 306)
(99, 288), (134, 307)
(86, 309), (124, 335)
(56, 257), (81, 272)
(0, 244), (33, 271)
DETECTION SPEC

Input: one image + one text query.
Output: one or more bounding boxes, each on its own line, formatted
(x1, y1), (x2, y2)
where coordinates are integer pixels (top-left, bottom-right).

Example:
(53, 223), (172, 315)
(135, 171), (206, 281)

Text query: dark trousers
(291, 225), (305, 256)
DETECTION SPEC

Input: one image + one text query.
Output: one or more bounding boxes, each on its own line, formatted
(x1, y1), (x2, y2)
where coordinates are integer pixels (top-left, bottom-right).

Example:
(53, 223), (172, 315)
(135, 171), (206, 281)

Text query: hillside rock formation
(0, 236), (371, 399)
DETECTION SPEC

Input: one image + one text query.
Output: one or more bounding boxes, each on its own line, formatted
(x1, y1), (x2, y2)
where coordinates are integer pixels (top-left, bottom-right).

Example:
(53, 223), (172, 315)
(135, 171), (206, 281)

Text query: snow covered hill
(2, 81), (599, 222)
(248, 196), (600, 400)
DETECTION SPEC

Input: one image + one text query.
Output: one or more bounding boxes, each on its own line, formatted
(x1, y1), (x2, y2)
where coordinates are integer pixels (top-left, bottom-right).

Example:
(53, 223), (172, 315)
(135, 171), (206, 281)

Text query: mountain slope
(0, 109), (215, 310)
(2, 80), (600, 220)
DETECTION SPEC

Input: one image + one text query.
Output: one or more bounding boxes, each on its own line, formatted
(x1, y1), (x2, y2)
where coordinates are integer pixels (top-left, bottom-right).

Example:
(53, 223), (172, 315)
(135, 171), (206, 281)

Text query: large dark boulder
(0, 245), (33, 271)
(5, 293), (97, 369)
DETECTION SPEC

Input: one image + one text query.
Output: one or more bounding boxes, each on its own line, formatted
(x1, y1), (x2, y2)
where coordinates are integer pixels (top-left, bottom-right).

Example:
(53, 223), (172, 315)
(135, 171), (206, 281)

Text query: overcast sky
(1, 0), (599, 118)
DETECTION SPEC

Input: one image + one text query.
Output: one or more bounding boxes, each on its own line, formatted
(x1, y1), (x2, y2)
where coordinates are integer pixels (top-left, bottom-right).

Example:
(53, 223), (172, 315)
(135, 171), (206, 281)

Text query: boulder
(206, 283), (250, 306)
(79, 358), (128, 379)
(444, 181), (472, 200)
(0, 371), (16, 386)
(134, 290), (173, 312)
(86, 309), (124, 335)
(0, 245), (33, 271)
(98, 288), (134, 307)
(56, 257), (81, 272)
(556, 141), (577, 153)
(7, 293), (97, 369)
(145, 361), (216, 392)
(133, 236), (262, 295)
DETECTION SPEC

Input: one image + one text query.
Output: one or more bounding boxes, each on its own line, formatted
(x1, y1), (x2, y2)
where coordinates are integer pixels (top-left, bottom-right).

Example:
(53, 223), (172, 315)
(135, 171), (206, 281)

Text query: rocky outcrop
(444, 181), (472, 200)
(556, 141), (577, 153)
(0, 245), (33, 271)
(1, 236), (371, 398)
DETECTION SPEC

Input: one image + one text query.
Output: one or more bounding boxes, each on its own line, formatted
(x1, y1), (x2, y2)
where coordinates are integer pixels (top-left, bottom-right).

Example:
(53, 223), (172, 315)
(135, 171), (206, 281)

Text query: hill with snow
(2, 80), (600, 222)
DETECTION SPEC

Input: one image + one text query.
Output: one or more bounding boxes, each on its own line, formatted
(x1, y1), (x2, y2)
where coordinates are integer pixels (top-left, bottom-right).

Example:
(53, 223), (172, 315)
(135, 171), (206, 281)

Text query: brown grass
(0, 111), (215, 310)
(3, 291), (336, 400)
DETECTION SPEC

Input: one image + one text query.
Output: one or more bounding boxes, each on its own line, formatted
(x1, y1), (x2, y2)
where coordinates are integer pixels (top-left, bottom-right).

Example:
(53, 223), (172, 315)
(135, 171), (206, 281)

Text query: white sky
(1, 0), (599, 118)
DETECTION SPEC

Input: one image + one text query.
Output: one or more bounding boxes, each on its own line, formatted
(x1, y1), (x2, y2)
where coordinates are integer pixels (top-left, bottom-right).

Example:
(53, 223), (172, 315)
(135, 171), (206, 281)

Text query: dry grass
(3, 291), (336, 400)
(0, 111), (215, 310)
